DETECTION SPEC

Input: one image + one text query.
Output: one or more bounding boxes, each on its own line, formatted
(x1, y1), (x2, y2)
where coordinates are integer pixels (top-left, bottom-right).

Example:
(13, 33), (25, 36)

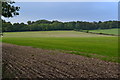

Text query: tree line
(2, 19), (119, 32)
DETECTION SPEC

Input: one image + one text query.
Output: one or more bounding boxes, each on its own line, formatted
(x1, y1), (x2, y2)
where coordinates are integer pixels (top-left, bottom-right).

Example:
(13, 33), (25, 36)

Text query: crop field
(3, 31), (119, 62)
(2, 31), (119, 78)
(89, 28), (119, 35)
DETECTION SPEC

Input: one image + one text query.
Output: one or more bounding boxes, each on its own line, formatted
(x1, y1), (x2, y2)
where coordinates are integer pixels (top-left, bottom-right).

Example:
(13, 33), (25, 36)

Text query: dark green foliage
(2, 2), (20, 18)
(2, 19), (119, 32)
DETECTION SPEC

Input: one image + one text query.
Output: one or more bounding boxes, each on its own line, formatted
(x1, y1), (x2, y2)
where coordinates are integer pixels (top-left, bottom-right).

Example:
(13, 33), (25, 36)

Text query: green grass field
(89, 28), (119, 35)
(2, 31), (119, 62)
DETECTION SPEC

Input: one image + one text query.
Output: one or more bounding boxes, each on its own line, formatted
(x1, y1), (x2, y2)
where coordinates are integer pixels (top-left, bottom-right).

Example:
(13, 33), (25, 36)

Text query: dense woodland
(2, 20), (119, 32)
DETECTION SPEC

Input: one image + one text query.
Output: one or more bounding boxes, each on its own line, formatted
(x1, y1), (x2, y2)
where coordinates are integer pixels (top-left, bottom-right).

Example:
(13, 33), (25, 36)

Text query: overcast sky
(3, 2), (118, 23)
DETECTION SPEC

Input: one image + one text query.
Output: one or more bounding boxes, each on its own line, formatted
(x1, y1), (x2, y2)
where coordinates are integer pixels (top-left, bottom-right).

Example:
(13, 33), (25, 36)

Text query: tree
(27, 21), (32, 25)
(2, 1), (20, 18)
(2, 19), (119, 32)
(1, 1), (20, 34)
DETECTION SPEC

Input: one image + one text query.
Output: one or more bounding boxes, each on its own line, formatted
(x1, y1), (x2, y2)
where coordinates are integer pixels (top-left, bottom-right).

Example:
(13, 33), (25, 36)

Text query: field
(2, 31), (119, 78)
(89, 28), (119, 35)
(3, 31), (119, 62)
(3, 43), (119, 78)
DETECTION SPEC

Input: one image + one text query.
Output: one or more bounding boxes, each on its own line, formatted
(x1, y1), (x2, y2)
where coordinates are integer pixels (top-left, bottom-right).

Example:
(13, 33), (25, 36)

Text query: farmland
(2, 31), (119, 78)
(2, 43), (119, 78)
(89, 28), (119, 35)
(2, 1), (119, 79)
(3, 31), (118, 62)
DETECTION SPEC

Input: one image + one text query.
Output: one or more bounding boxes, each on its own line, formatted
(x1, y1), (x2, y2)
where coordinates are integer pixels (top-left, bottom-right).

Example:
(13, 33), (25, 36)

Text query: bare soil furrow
(3, 52), (50, 78)
(2, 43), (119, 79)
(3, 48), (71, 78)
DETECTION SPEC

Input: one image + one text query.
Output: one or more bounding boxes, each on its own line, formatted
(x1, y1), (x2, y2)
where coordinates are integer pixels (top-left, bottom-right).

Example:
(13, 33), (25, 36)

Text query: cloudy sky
(3, 2), (118, 23)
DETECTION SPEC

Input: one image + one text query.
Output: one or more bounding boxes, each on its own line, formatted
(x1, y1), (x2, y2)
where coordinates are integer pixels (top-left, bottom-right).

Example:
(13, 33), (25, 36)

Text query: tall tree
(2, 1), (20, 18)
(1, 1), (20, 33)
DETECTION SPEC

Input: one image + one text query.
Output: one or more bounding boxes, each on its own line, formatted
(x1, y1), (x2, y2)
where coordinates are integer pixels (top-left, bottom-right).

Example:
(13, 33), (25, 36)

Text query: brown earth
(2, 43), (119, 79)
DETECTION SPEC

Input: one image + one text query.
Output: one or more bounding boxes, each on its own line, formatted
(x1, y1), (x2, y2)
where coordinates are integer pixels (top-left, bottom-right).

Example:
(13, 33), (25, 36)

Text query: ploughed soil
(2, 43), (119, 79)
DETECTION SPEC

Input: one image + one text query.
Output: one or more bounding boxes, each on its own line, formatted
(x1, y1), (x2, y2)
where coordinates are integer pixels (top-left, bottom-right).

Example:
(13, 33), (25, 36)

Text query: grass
(3, 30), (110, 38)
(89, 28), (119, 35)
(2, 31), (119, 62)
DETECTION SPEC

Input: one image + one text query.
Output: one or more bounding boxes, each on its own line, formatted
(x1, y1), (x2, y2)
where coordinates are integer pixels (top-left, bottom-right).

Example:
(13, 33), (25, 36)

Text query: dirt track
(2, 43), (119, 79)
